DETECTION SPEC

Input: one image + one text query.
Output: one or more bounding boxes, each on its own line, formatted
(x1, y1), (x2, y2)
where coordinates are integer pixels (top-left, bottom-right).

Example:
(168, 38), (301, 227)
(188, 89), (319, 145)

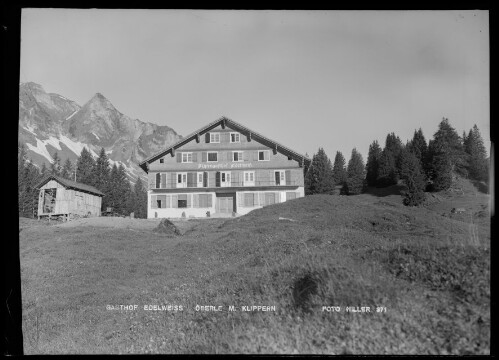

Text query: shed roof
(139, 116), (311, 173)
(36, 175), (105, 197)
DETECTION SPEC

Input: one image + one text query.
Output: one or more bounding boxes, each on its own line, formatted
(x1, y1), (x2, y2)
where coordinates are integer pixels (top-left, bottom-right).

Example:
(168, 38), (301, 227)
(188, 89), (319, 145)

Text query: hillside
(19, 180), (490, 354)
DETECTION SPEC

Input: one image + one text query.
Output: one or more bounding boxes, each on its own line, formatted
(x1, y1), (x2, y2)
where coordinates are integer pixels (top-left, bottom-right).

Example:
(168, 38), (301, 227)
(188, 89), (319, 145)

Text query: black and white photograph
(13, 9), (491, 354)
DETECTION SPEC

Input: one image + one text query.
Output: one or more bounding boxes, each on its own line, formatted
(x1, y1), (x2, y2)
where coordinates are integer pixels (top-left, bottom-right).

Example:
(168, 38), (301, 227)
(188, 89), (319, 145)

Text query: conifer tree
(407, 128), (428, 164)
(304, 148), (335, 195)
(399, 148), (426, 206)
(376, 132), (403, 187)
(343, 148), (365, 195)
(464, 124), (488, 182)
(50, 151), (61, 176)
(365, 140), (382, 187)
(76, 147), (95, 185)
(430, 117), (468, 180)
(61, 158), (73, 180)
(332, 151), (347, 187)
(40, 162), (48, 178)
(133, 177), (148, 218)
(107, 164), (119, 213)
(92, 148), (111, 209)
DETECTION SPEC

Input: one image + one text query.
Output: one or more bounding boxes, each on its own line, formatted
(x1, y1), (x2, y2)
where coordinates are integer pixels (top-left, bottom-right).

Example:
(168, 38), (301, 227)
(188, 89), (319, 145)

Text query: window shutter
(285, 170), (291, 185)
(187, 173), (195, 187)
(176, 153), (181, 163)
(238, 193), (244, 208)
(227, 151), (232, 162)
(187, 194), (192, 208)
(193, 153), (198, 162)
(166, 195), (171, 208)
(207, 194), (213, 207)
(193, 194), (199, 208)
(203, 172), (208, 187)
(265, 151), (270, 161)
(158, 195), (167, 208)
(161, 173), (166, 188)
(254, 192), (259, 206)
(151, 195), (158, 209)
(202, 152), (207, 162)
(172, 195), (178, 208)
(216, 172), (221, 187)
(254, 151), (259, 161)
(205, 133), (210, 143)
(243, 152), (249, 161)
(171, 173), (176, 188)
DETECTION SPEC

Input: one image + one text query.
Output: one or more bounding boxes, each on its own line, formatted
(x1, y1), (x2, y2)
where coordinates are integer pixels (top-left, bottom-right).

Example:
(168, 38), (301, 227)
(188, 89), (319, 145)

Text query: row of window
(151, 194), (213, 209)
(207, 132), (241, 144)
(150, 192), (299, 209)
(160, 150), (271, 164)
(154, 170), (287, 189)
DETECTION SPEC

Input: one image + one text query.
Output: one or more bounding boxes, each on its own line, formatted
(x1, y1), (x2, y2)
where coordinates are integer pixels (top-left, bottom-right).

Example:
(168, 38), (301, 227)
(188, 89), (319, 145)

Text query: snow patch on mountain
(23, 124), (37, 136)
(92, 132), (100, 140)
(59, 134), (99, 158)
(44, 136), (62, 151)
(26, 138), (55, 163)
(66, 110), (78, 120)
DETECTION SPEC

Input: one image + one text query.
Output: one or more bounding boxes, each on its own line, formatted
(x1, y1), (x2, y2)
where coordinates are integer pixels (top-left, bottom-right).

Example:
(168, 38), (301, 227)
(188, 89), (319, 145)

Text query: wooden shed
(36, 175), (104, 220)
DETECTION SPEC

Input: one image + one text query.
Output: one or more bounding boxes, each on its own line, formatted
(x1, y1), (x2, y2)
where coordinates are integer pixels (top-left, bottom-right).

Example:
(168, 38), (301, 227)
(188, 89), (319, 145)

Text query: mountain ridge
(18, 82), (182, 183)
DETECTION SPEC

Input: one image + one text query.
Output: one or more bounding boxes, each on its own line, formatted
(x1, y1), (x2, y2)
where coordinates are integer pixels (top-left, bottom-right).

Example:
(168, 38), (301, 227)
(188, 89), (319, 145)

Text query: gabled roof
(36, 174), (105, 197)
(139, 117), (311, 173)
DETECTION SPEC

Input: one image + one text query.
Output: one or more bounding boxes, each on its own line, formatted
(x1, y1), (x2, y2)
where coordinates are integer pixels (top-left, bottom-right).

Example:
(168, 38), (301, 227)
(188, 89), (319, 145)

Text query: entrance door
(216, 193), (235, 214)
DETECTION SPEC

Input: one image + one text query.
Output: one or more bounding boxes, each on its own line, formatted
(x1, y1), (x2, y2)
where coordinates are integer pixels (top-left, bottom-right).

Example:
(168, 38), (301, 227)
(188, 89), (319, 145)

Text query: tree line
(304, 118), (489, 206)
(18, 145), (147, 218)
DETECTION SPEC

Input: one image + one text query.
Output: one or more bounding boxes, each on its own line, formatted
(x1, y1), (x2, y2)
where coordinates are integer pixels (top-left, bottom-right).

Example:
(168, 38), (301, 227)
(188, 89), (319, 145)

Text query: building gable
(140, 117), (310, 173)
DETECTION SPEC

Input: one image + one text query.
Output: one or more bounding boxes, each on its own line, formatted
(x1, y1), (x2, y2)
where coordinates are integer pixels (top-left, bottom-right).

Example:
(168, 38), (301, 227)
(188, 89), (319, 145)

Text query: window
(197, 194), (212, 208)
(155, 173), (161, 188)
(178, 194), (187, 208)
(286, 192), (297, 201)
(258, 150), (270, 161)
(207, 152), (218, 162)
(243, 171), (255, 186)
(197, 172), (204, 187)
(43, 188), (57, 213)
(210, 133), (220, 143)
(160, 158), (164, 163)
(275, 170), (286, 186)
(181, 152), (193, 163)
(244, 193), (255, 207)
(221, 171), (231, 187)
(177, 172), (187, 188)
(230, 133), (240, 143)
(264, 192), (276, 206)
(233, 151), (243, 162)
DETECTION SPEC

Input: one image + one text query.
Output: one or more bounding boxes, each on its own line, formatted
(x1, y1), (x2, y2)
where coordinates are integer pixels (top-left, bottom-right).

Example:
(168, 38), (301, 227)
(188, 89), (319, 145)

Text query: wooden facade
(36, 176), (104, 220)
(139, 117), (311, 218)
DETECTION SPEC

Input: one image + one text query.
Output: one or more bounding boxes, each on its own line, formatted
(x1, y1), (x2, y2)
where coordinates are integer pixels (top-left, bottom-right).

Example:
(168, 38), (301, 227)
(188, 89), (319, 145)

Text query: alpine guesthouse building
(139, 117), (311, 218)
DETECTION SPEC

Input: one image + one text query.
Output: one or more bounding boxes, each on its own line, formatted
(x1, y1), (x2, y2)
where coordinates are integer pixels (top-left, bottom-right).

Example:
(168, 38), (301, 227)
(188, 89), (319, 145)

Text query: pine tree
(50, 151), (61, 176)
(399, 148), (426, 206)
(61, 158), (73, 180)
(332, 151), (347, 187)
(464, 124), (488, 182)
(76, 147), (95, 185)
(18, 143), (42, 217)
(107, 164), (119, 213)
(407, 128), (428, 164)
(376, 132), (403, 187)
(365, 140), (382, 187)
(430, 117), (468, 179)
(133, 177), (148, 218)
(343, 148), (365, 195)
(92, 148), (111, 209)
(40, 162), (48, 178)
(304, 148), (335, 195)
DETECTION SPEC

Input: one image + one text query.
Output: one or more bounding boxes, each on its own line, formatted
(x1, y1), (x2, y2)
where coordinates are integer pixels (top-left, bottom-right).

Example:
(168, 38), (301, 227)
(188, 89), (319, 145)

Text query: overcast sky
(20, 9), (489, 161)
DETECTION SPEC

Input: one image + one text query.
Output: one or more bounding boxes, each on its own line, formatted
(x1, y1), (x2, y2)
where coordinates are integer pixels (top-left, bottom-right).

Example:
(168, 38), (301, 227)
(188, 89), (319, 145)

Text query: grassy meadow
(19, 178), (490, 354)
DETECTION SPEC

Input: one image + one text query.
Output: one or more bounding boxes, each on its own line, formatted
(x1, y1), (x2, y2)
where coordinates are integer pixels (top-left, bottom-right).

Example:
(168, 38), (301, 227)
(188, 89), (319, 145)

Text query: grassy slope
(19, 179), (490, 354)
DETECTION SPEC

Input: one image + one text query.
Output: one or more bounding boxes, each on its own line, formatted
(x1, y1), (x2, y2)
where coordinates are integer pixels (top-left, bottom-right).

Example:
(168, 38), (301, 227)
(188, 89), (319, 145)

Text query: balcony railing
(151, 179), (302, 190)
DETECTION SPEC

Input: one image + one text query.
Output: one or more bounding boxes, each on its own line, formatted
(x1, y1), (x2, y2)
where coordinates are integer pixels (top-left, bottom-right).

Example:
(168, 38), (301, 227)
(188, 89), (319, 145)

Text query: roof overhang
(139, 117), (311, 173)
